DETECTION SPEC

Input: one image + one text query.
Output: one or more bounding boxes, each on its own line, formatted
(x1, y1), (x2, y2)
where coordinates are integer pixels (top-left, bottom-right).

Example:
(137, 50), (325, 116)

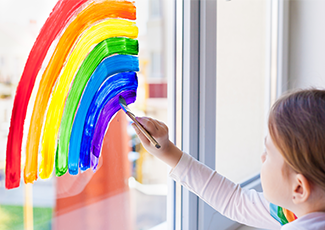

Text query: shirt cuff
(169, 152), (192, 181)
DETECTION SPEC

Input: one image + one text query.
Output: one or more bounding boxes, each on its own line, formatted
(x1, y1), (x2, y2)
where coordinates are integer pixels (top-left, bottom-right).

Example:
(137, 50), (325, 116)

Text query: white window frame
(167, 0), (286, 229)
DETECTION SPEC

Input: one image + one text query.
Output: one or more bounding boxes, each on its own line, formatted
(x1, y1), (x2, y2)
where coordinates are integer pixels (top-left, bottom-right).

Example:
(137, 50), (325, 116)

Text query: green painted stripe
(56, 37), (138, 176)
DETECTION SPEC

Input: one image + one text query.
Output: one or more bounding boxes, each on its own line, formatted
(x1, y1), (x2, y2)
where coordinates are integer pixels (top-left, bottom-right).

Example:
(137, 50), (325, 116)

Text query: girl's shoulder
(281, 212), (325, 230)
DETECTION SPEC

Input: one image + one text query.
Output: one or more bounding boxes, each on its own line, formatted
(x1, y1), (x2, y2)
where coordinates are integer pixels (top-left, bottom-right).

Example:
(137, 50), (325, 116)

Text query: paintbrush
(119, 95), (161, 149)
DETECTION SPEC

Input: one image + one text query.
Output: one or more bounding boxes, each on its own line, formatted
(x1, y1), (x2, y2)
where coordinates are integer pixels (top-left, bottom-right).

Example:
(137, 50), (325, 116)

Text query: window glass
(0, 0), (170, 229)
(149, 0), (161, 18)
(216, 0), (270, 183)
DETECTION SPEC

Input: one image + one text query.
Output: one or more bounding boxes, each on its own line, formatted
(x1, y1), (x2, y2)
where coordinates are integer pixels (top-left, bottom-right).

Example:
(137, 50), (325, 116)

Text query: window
(175, 0), (275, 229)
(215, 0), (270, 183)
(0, 1), (174, 229)
(149, 0), (161, 19)
(150, 52), (163, 79)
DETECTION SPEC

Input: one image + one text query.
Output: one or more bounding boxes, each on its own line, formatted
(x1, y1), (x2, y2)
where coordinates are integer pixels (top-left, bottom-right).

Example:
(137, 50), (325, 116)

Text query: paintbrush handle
(127, 112), (161, 149)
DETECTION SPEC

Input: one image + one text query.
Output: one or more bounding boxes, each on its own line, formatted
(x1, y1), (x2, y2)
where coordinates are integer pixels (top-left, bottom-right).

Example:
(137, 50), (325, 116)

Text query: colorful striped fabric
(270, 203), (297, 225)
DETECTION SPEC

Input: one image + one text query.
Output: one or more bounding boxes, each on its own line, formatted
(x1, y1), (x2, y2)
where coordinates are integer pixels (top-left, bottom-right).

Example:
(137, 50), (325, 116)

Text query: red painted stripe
(5, 0), (89, 189)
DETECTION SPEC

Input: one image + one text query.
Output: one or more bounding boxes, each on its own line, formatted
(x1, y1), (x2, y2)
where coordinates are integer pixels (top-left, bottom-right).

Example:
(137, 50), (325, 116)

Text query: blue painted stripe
(79, 72), (138, 170)
(68, 54), (139, 175)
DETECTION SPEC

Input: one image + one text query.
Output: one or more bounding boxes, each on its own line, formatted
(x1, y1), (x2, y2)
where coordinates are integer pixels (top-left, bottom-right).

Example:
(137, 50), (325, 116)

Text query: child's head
(261, 88), (325, 215)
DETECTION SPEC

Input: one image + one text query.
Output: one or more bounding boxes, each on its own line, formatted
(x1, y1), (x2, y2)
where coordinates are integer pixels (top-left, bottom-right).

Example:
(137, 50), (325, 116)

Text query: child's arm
(133, 117), (281, 229)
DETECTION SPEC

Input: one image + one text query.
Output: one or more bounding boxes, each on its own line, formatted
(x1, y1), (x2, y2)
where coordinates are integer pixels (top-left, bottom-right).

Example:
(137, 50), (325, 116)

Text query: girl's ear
(292, 174), (311, 204)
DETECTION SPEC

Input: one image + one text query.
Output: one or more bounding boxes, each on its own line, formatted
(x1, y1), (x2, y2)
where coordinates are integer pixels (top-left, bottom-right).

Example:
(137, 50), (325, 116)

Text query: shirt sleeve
(169, 152), (281, 230)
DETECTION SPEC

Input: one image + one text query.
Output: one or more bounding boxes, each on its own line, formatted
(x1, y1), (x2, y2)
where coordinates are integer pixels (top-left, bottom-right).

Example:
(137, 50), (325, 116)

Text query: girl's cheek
(261, 152), (267, 163)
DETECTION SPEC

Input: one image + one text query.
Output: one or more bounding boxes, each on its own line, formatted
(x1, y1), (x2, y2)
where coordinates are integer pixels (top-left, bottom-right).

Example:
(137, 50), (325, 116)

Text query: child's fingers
(132, 123), (150, 145)
(136, 117), (160, 135)
(132, 117), (170, 155)
(156, 120), (168, 132)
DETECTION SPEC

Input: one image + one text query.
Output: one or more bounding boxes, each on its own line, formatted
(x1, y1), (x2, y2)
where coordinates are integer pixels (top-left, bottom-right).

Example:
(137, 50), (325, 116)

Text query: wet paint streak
(68, 55), (139, 175)
(55, 37), (138, 177)
(6, 0), (89, 189)
(38, 19), (138, 180)
(80, 72), (138, 171)
(91, 90), (137, 170)
(23, 1), (136, 184)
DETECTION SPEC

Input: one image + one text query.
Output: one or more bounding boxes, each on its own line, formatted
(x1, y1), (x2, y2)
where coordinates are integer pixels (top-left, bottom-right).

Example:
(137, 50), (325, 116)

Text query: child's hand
(132, 117), (170, 156)
(132, 117), (183, 168)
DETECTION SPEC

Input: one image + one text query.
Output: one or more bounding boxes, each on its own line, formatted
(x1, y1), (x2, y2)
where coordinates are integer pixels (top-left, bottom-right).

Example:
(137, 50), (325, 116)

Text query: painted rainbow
(5, 0), (139, 189)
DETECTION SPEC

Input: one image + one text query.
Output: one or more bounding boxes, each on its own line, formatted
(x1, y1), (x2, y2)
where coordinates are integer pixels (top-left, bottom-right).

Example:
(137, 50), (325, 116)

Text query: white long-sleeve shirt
(169, 152), (325, 230)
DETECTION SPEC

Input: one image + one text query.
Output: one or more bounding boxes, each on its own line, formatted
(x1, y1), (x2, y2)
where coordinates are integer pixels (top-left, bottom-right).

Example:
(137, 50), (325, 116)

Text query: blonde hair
(268, 88), (325, 191)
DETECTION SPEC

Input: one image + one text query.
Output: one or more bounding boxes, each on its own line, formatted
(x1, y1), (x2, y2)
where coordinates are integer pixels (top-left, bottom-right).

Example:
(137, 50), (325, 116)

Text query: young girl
(132, 88), (325, 229)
